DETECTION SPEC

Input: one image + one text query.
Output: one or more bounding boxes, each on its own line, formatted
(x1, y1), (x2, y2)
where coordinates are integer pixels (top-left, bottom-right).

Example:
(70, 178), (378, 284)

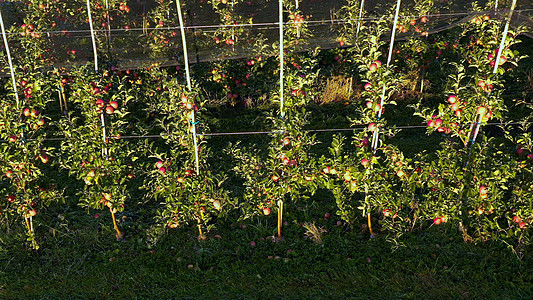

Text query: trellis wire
(176, 0), (200, 176)
(86, 0), (99, 72)
(12, 121), (532, 143)
(372, 0), (401, 153)
(1, 9), (530, 37)
(0, 7), (20, 107)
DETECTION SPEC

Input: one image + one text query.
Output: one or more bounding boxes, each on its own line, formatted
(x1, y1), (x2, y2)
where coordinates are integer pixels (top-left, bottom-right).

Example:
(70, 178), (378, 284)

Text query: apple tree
(141, 67), (232, 239)
(58, 66), (135, 240)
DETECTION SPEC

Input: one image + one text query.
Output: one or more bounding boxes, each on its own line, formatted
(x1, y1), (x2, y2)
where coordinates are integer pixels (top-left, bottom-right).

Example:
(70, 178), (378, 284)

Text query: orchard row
(1, 0), (532, 249)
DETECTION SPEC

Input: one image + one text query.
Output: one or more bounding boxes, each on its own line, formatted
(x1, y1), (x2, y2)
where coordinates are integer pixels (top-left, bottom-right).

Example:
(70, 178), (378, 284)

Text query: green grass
(1, 206), (532, 298)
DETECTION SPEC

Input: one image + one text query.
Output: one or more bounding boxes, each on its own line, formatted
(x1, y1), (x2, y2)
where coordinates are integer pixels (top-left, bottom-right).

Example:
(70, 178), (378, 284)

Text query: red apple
(361, 158), (370, 167)
(448, 95), (458, 104)
(433, 217), (442, 225)
(156, 161), (164, 169)
(263, 207), (271, 215)
(364, 83), (372, 91)
(109, 101), (119, 109)
(213, 200), (221, 210)
(105, 106), (115, 115)
(282, 138), (290, 146)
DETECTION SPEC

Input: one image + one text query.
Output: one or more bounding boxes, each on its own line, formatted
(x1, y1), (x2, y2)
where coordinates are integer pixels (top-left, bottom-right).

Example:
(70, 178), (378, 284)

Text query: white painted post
(86, 0), (99, 72)
(470, 0), (517, 148)
(279, 0), (285, 118)
(493, 0), (517, 75)
(176, 0), (200, 176)
(0, 8), (20, 107)
(371, 0), (401, 152)
(356, 0), (365, 37)
(296, 0), (300, 38)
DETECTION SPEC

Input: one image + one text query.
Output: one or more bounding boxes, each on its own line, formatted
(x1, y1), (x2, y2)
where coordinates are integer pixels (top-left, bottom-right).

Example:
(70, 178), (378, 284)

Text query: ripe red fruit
(105, 106), (115, 115)
(28, 209), (37, 217)
(519, 221), (526, 229)
(427, 120), (435, 127)
(448, 95), (458, 104)
(213, 200), (221, 210)
(40, 155), (49, 164)
(95, 99), (105, 108)
(155, 161), (164, 169)
(479, 185), (488, 195)
(433, 217), (442, 225)
(263, 207), (271, 216)
(477, 106), (487, 116)
(272, 174), (279, 182)
(158, 167), (166, 174)
(513, 216), (521, 223)
(37, 118), (45, 126)
(282, 138), (290, 146)
(361, 158), (370, 167)
(5, 171), (13, 178)
(8, 135), (17, 143)
(383, 209), (391, 217)
(420, 16), (428, 23)
(396, 169), (405, 178)
(368, 123), (377, 131)
(364, 83), (372, 91)
(23, 108), (31, 116)
(324, 212), (331, 219)
(450, 102), (459, 111)
(369, 63), (378, 72)
(434, 118), (443, 127)
(7, 195), (15, 203)
(109, 101), (119, 109)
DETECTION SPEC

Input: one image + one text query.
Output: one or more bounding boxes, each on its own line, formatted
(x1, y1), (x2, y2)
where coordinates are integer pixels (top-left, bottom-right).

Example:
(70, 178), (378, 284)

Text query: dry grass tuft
(303, 222), (327, 243)
(318, 76), (353, 104)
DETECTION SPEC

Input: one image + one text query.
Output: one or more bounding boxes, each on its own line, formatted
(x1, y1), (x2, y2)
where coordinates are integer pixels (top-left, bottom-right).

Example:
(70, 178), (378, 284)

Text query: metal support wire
(0, 7), (20, 107)
(176, 0), (200, 176)
(372, 0), (401, 152)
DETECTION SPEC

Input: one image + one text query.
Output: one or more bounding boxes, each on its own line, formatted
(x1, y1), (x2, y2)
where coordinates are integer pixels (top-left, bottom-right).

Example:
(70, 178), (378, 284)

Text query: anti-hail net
(0, 0), (532, 73)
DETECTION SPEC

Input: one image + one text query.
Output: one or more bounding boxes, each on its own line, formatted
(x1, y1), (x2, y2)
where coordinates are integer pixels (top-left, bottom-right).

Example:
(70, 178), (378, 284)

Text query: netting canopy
(0, 0), (532, 72)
